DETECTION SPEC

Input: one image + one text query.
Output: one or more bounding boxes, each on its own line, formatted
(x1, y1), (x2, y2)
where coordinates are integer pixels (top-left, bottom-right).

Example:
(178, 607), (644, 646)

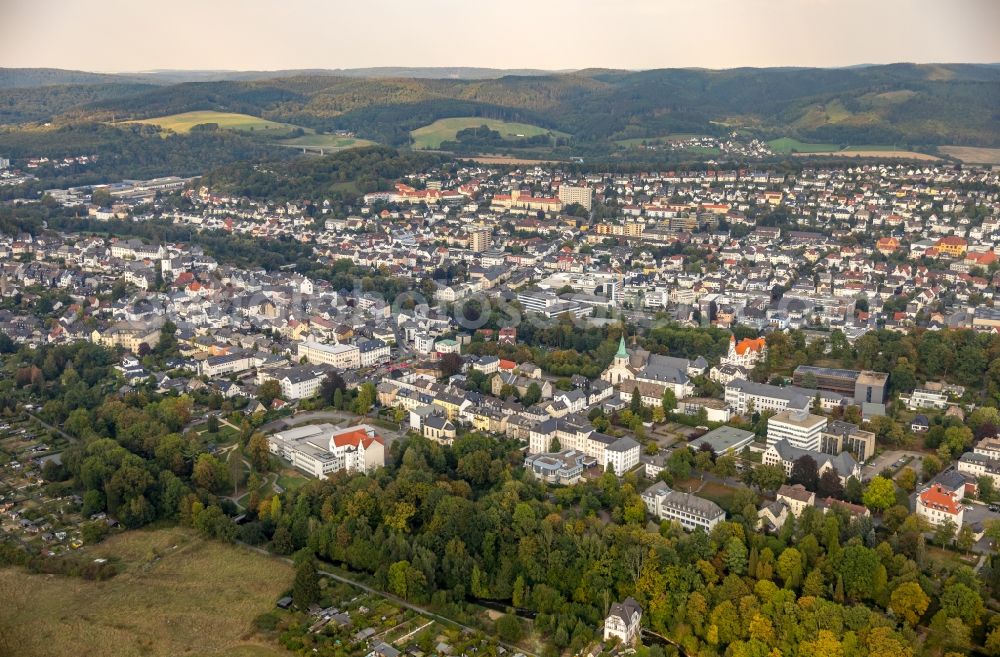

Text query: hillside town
(3, 156), (1000, 657)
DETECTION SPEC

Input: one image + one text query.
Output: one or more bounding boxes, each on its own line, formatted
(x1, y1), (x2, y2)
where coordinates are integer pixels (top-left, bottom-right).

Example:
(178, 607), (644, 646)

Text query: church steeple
(615, 334), (628, 360)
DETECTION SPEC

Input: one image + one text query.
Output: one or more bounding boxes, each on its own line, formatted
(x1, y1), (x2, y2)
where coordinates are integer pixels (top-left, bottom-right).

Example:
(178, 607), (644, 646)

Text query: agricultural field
(940, 146), (1000, 165)
(614, 133), (705, 147)
(128, 110), (303, 134)
(277, 133), (376, 150)
(410, 117), (566, 149)
(767, 137), (840, 154)
(0, 527), (293, 657)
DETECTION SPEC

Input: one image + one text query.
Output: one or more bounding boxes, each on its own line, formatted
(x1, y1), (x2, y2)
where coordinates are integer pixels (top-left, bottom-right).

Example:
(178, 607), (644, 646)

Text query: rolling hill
(0, 64), (997, 152)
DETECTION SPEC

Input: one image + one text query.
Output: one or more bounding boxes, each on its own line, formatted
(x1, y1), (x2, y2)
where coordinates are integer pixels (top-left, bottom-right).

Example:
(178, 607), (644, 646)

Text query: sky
(1, 0), (998, 73)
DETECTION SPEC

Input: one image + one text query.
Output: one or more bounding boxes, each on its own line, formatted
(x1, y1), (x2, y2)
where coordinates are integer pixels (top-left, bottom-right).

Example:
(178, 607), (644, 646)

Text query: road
(236, 541), (537, 657)
(26, 413), (75, 443)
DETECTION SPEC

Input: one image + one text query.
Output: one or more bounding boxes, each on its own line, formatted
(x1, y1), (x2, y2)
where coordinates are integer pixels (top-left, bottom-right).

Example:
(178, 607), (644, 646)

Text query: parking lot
(862, 450), (926, 482)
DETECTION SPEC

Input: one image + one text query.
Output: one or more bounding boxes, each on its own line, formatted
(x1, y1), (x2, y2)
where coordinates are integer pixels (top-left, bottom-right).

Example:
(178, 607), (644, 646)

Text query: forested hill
(2, 63), (999, 147)
(69, 64), (1000, 146)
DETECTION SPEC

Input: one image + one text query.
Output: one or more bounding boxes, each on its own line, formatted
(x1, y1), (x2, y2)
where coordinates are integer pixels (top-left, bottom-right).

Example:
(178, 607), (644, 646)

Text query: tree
(776, 547), (803, 589)
(934, 518), (957, 547)
(844, 476), (863, 503)
(353, 382), (375, 415)
(258, 379), (281, 407)
(862, 476), (896, 512)
(549, 436), (561, 452)
(319, 372), (346, 406)
(206, 415), (220, 434)
(439, 353), (464, 379)
(723, 537), (748, 575)
(940, 582), (984, 627)
(192, 453), (229, 493)
(790, 455), (819, 491)
(522, 382), (542, 407)
(661, 389), (677, 415)
(956, 524), (975, 553)
(890, 581), (929, 627)
(752, 463), (785, 492)
(247, 433), (271, 472)
(817, 468), (844, 499)
(292, 555), (320, 609)
(897, 467), (917, 493)
(495, 614), (524, 642)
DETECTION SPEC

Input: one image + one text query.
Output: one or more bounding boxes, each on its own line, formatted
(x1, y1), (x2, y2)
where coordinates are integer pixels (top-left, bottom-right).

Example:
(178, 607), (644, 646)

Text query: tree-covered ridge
(34, 64), (1000, 147)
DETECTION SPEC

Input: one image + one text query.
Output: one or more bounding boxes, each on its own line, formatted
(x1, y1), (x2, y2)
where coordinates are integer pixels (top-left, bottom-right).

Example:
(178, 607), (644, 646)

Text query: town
(1, 147), (999, 657)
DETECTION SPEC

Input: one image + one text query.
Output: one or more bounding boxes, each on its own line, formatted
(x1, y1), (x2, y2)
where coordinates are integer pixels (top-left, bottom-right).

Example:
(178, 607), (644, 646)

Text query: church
(601, 335), (704, 401)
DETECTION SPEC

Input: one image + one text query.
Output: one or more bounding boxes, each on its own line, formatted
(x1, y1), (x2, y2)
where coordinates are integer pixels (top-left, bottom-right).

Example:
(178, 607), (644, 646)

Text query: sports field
(0, 527), (292, 657)
(410, 117), (566, 149)
(130, 110), (302, 134)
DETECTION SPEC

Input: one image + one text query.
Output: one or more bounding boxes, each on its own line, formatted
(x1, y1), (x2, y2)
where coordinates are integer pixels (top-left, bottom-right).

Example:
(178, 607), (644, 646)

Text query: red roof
(332, 428), (384, 450)
(499, 359), (517, 370)
(919, 484), (960, 515)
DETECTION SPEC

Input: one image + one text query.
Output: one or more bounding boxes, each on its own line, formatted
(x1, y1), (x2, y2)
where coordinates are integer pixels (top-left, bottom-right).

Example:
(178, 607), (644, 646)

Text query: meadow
(129, 110), (302, 134)
(0, 526), (292, 657)
(410, 117), (566, 149)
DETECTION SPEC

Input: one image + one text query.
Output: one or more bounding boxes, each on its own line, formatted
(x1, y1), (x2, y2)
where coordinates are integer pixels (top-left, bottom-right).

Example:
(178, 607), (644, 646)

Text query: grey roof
(693, 425), (755, 453)
(607, 437), (640, 453)
(640, 354), (692, 385)
(770, 439), (858, 475)
(607, 597), (642, 626)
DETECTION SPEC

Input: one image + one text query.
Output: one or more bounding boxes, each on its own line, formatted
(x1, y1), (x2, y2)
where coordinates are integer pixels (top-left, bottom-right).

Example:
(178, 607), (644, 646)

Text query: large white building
(766, 408), (826, 451)
(641, 481), (725, 532)
(267, 423), (385, 478)
(725, 379), (844, 416)
(528, 416), (640, 475)
(297, 340), (361, 369)
(357, 338), (391, 367)
(916, 483), (964, 528)
(557, 184), (593, 211)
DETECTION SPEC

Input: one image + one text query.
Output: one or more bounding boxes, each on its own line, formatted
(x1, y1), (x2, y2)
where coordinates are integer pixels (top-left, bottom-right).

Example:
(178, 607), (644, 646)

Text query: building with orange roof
(935, 236), (968, 257)
(267, 423), (385, 478)
(721, 335), (767, 369)
(875, 236), (899, 255)
(916, 483), (964, 528)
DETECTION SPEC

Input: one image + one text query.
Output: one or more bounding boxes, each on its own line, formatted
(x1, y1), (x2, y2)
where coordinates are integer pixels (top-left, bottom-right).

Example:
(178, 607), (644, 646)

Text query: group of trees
(227, 429), (1000, 656)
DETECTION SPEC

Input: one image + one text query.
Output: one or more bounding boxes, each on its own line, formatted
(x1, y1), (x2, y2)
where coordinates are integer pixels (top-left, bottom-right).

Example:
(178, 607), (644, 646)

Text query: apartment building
(297, 340), (361, 369)
(557, 184), (593, 211)
(641, 481), (725, 532)
(766, 408), (826, 451)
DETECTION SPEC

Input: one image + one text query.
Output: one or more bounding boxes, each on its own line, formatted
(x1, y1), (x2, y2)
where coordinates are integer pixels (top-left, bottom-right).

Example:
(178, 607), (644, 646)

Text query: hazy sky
(1, 0), (998, 72)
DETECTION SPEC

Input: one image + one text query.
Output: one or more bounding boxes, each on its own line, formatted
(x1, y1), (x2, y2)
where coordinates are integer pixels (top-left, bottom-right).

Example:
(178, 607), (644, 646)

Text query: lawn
(129, 110), (303, 134)
(0, 526), (292, 657)
(410, 117), (567, 150)
(277, 468), (310, 492)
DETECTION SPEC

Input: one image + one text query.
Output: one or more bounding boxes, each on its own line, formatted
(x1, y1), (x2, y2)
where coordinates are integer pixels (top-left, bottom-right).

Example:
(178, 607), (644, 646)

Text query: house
(757, 499), (790, 532)
(603, 597), (642, 646)
(910, 414), (930, 433)
(776, 483), (815, 516)
(916, 483), (964, 528)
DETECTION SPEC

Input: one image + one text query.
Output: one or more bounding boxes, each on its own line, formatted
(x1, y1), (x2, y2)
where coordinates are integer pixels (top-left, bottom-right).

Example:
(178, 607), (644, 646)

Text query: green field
(130, 110), (303, 134)
(614, 133), (706, 147)
(767, 137), (841, 154)
(276, 133), (375, 149)
(0, 527), (292, 657)
(410, 117), (567, 150)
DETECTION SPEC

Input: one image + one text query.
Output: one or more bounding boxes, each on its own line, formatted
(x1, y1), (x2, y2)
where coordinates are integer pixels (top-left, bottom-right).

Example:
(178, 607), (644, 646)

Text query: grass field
(129, 110), (303, 134)
(768, 137), (840, 154)
(410, 117), (567, 150)
(277, 133), (376, 149)
(0, 526), (292, 657)
(614, 133), (706, 147)
(940, 146), (1000, 165)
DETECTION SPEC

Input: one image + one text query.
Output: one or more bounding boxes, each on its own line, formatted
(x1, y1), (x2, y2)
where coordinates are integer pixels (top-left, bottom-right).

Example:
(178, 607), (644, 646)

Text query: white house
(603, 597), (642, 646)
